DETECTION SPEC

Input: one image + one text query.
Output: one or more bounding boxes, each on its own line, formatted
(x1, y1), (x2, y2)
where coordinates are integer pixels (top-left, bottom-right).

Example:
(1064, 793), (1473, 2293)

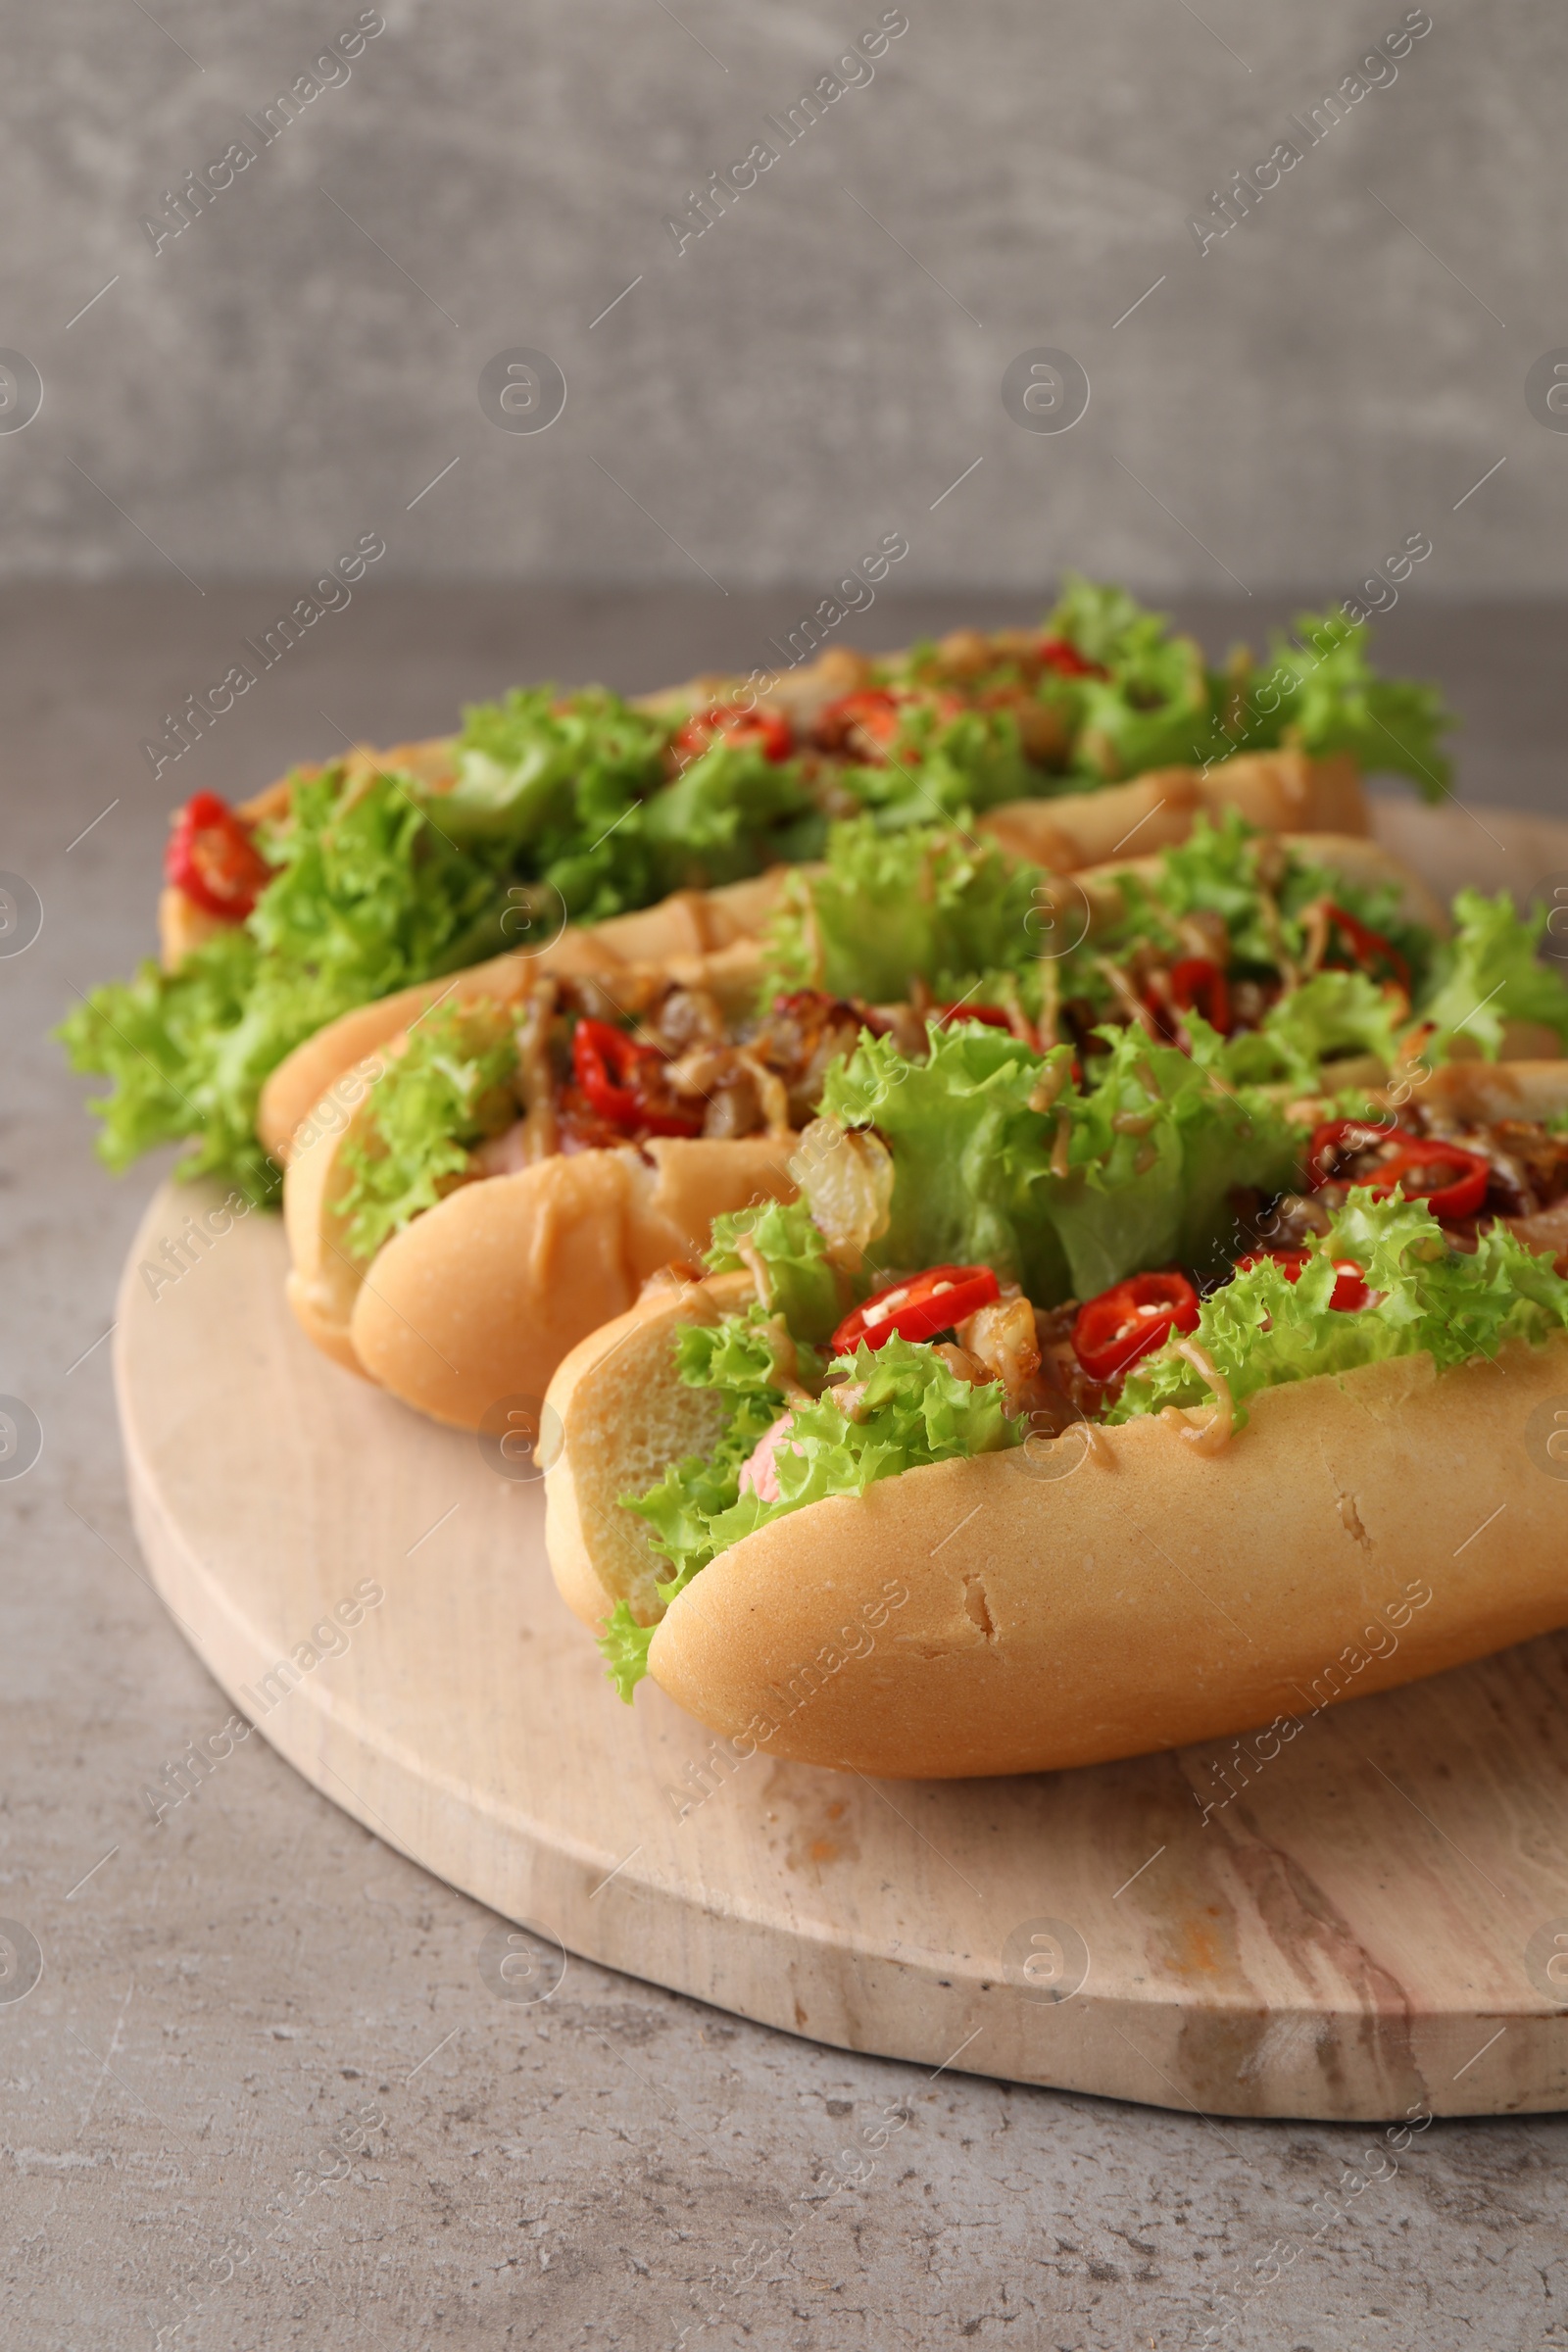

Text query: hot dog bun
(979, 749), (1364, 871)
(282, 949), (800, 1429)
(544, 1269), (1568, 1779)
(263, 825), (1408, 1175)
(256, 876), (783, 1168)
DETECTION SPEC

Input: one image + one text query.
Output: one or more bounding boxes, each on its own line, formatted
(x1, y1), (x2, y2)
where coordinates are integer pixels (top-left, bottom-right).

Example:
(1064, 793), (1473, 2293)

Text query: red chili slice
(813, 689), (905, 757)
(1038, 636), (1108, 680)
(165, 792), (271, 920)
(1367, 1139), (1490, 1220)
(1168, 956), (1233, 1037)
(570, 1018), (704, 1140)
(831, 1264), (1001, 1356)
(1071, 1271), (1200, 1384)
(671, 703), (794, 764)
(1321, 902), (1410, 994)
(1306, 1117), (1404, 1189)
(1305, 1119), (1490, 1219)
(937, 1003), (1015, 1031)
(1236, 1250), (1372, 1312)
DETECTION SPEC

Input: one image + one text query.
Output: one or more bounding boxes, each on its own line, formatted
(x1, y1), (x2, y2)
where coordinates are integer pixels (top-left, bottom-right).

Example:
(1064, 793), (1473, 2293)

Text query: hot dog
(544, 1014), (1568, 1780)
(282, 817), (1485, 1425)
(62, 587), (1446, 1202)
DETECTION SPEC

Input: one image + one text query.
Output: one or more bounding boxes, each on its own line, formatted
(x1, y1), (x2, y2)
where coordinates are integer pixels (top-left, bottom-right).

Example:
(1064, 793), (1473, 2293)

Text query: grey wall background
(3, 0), (1565, 598)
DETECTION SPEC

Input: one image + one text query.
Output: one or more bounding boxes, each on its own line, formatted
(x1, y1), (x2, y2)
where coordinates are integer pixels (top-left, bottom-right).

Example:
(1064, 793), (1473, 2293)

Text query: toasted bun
(348, 1137), (798, 1430)
(281, 946), (801, 1425)
(1408, 1056), (1568, 1124)
(545, 1273), (1568, 1778)
(980, 751), (1366, 871)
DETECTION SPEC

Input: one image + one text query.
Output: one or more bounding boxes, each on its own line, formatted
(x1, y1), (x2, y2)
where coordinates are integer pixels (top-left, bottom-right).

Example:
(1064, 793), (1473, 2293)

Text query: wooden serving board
(115, 802), (1568, 2123)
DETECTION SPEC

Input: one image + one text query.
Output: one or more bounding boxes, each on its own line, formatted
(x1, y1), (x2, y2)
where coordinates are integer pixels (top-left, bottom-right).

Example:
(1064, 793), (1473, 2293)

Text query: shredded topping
(1165, 1337), (1235, 1453)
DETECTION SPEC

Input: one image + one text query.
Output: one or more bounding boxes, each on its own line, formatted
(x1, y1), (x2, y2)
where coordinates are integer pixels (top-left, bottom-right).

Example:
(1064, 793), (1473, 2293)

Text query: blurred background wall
(4, 0), (1563, 599)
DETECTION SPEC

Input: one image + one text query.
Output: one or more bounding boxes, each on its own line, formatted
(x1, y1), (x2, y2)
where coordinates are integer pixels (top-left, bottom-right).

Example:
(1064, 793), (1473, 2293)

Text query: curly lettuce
(1113, 1191), (1568, 1428)
(1049, 578), (1212, 782)
(705, 1199), (843, 1343)
(817, 1020), (1298, 1305)
(1419, 888), (1568, 1058)
(640, 741), (817, 893)
(842, 703), (1037, 822)
(59, 767), (525, 1200)
(1100, 808), (1433, 991)
(1217, 970), (1406, 1090)
(335, 1002), (518, 1262)
(1041, 585), (1451, 794)
(1193, 609), (1452, 795)
(760, 817), (1042, 1002)
(609, 1321), (1015, 1693)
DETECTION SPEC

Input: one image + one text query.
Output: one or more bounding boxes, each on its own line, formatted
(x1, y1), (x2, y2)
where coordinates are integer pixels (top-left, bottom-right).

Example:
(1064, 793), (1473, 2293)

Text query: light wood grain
(114, 802), (1568, 2121)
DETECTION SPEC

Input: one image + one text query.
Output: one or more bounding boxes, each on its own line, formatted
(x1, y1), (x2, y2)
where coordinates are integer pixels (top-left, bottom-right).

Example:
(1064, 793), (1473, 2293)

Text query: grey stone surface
(3, 1), (1566, 593)
(4, 586), (1568, 2347)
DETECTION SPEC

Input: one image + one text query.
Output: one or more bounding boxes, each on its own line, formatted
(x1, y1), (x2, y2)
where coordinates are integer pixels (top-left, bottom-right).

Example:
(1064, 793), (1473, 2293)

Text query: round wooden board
(115, 802), (1568, 2123)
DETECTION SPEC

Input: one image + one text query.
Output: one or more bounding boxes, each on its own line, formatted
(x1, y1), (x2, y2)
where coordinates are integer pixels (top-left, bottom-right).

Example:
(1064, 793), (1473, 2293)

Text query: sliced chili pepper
(671, 703), (794, 764)
(1305, 1118), (1490, 1219)
(1168, 956), (1232, 1037)
(1070, 1271), (1200, 1384)
(165, 791), (271, 921)
(1038, 636), (1108, 680)
(1236, 1250), (1372, 1313)
(1305, 1117), (1404, 1189)
(813, 688), (904, 757)
(1321, 902), (1410, 994)
(937, 1002), (1015, 1031)
(768, 989), (862, 1025)
(831, 1263), (1001, 1356)
(569, 1017), (703, 1140)
(1367, 1139), (1490, 1220)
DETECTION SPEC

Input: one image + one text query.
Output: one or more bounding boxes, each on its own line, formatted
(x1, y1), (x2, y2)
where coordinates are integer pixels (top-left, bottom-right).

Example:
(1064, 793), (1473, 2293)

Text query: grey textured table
(6, 585), (1568, 2351)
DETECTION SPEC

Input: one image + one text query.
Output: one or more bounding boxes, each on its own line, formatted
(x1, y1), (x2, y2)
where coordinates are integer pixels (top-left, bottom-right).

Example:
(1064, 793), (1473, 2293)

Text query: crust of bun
(544, 1274), (1568, 1778)
(547, 1269), (756, 1628)
(1408, 1056), (1568, 1124)
(280, 919), (797, 1422)
(348, 1139), (797, 1430)
(980, 751), (1366, 872)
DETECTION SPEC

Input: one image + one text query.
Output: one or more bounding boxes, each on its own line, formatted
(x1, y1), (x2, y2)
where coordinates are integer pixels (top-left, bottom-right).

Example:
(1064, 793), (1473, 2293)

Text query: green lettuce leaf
(58, 767), (529, 1197)
(336, 1002), (518, 1261)
(1232, 610), (1452, 795)
(640, 741), (816, 893)
(441, 685), (669, 919)
(1046, 576), (1163, 671)
(819, 1021), (1068, 1298)
(597, 1603), (656, 1701)
(1418, 888), (1568, 1057)
(57, 926), (280, 1201)
(1112, 1190), (1568, 1427)
(1218, 970), (1405, 1090)
(705, 1199), (843, 1344)
(1098, 809), (1433, 990)
(843, 704), (1036, 821)
(1061, 612), (1211, 781)
(818, 1020), (1298, 1305)
(760, 818), (1042, 1002)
